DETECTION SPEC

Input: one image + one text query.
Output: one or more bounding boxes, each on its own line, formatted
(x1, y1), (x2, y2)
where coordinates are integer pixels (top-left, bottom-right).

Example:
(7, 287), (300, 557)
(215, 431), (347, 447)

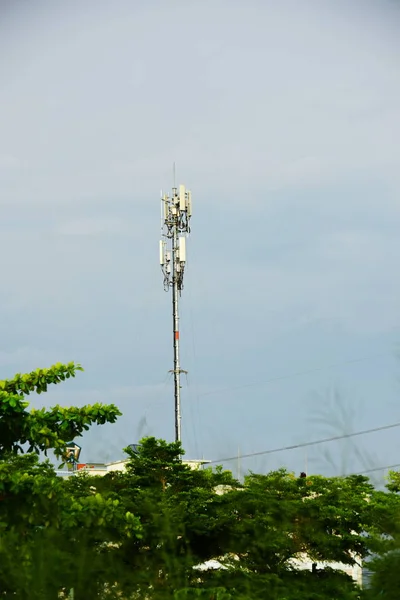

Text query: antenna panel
(179, 236), (186, 262)
(163, 198), (168, 221)
(186, 191), (192, 216)
(179, 185), (186, 210)
(159, 240), (165, 265)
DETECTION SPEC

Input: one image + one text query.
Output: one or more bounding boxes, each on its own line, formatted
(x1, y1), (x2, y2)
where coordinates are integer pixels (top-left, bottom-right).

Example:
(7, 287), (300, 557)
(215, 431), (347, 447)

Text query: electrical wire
(209, 420), (400, 464)
(179, 252), (200, 459)
(357, 463), (400, 475)
(138, 371), (173, 415)
(187, 253), (201, 459)
(199, 352), (390, 399)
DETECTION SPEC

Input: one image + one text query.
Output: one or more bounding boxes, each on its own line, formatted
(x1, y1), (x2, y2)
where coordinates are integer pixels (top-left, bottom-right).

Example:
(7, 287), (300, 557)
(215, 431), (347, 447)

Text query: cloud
(0, 154), (20, 170)
(56, 217), (130, 236)
(0, 1), (399, 206)
(0, 347), (53, 370)
(0, 0), (399, 467)
(266, 156), (336, 191)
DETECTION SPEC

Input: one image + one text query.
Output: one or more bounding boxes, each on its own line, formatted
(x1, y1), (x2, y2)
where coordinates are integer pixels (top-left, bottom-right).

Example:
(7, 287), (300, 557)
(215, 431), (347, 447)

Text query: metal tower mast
(159, 184), (192, 443)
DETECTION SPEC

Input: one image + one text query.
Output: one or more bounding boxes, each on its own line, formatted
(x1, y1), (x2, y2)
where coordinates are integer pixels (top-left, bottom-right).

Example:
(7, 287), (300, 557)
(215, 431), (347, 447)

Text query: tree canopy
(0, 362), (136, 599)
(0, 362), (121, 458)
(1, 361), (400, 598)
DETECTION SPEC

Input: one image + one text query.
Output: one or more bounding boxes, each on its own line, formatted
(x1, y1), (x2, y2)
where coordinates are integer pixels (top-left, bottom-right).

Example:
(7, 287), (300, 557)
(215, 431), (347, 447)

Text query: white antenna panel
(179, 184), (186, 210)
(159, 240), (165, 265)
(186, 190), (192, 216)
(163, 198), (168, 221)
(179, 236), (186, 262)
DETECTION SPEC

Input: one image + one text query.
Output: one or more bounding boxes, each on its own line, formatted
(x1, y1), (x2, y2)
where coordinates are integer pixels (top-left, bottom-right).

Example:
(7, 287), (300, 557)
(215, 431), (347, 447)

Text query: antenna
(159, 182), (192, 444)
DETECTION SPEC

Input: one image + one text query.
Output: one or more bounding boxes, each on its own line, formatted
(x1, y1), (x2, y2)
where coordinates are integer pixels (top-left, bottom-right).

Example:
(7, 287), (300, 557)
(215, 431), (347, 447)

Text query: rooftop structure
(55, 457), (210, 478)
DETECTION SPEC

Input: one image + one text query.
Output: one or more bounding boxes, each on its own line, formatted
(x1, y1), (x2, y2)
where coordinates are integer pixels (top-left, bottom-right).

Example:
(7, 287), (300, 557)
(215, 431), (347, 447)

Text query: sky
(1, 0), (400, 480)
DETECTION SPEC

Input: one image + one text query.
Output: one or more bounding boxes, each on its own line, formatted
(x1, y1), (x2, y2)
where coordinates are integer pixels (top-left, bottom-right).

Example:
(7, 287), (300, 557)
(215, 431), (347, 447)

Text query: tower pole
(171, 213), (182, 443)
(160, 183), (192, 444)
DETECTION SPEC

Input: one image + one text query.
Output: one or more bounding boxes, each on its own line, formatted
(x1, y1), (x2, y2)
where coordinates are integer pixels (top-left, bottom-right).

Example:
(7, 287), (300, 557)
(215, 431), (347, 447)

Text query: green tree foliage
(67, 439), (374, 599)
(0, 454), (141, 599)
(189, 469), (372, 599)
(83, 438), (238, 598)
(362, 470), (400, 599)
(0, 362), (139, 599)
(0, 362), (121, 457)
(386, 469), (400, 493)
(2, 362), (400, 598)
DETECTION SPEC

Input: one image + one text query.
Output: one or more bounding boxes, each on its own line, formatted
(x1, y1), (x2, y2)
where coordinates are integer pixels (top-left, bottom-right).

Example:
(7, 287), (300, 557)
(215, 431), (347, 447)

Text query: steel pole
(172, 221), (181, 443)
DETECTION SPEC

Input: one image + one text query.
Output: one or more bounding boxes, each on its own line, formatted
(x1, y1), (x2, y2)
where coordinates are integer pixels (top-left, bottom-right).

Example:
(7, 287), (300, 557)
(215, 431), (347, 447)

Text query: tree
(80, 437), (239, 599)
(1, 359), (392, 599)
(0, 362), (121, 458)
(362, 470), (400, 599)
(0, 362), (141, 599)
(197, 469), (373, 599)
(76, 439), (375, 599)
(0, 453), (141, 599)
(386, 469), (400, 493)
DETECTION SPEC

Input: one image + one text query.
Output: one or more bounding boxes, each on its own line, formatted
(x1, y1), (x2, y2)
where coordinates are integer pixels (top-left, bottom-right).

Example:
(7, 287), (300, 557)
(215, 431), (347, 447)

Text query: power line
(357, 463), (400, 475)
(180, 255), (201, 459)
(209, 420), (400, 464)
(200, 352), (390, 399)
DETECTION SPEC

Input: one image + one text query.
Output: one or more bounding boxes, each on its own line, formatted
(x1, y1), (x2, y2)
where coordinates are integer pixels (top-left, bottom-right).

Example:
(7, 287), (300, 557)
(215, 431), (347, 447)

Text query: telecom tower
(159, 184), (192, 443)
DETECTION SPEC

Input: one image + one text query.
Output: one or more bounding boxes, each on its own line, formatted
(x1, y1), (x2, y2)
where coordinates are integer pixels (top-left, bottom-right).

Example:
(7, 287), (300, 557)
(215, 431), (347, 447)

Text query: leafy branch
(0, 362), (122, 457)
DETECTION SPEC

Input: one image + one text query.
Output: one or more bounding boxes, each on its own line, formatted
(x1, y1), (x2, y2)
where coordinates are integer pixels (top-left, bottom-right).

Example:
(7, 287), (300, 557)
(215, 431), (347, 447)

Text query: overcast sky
(1, 0), (400, 478)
